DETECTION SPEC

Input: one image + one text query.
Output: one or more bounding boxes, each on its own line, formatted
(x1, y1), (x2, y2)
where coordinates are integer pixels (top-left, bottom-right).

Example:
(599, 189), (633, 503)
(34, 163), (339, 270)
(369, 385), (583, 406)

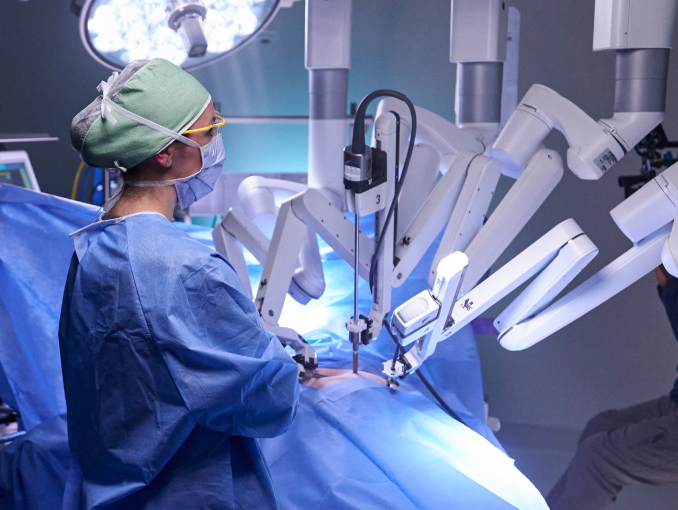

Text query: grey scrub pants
(546, 396), (678, 510)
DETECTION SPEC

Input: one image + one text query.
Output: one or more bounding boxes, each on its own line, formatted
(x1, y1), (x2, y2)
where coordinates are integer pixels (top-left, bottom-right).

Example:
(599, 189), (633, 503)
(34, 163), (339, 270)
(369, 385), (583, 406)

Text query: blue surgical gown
(58, 212), (299, 510)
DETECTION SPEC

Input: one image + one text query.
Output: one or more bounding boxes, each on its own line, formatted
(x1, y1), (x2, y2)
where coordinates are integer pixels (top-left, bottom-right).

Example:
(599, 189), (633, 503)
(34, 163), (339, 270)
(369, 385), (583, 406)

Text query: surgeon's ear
(153, 147), (173, 168)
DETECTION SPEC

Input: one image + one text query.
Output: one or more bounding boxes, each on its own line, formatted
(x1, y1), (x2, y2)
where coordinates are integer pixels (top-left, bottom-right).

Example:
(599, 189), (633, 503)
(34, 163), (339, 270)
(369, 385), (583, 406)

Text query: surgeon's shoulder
(123, 213), (245, 290)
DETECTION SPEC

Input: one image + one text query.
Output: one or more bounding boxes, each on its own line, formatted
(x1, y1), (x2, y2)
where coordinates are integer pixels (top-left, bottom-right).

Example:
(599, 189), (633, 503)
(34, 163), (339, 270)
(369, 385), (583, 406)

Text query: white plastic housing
(492, 84), (626, 180)
(650, 163), (678, 276)
(213, 210), (258, 296)
(500, 7), (521, 129)
(456, 123), (501, 149)
(393, 290), (440, 338)
(599, 112), (664, 151)
(449, 219), (587, 334)
(450, 0), (508, 63)
(429, 154), (502, 286)
(433, 251), (469, 300)
(610, 164), (678, 243)
(494, 235), (599, 336)
(499, 223), (671, 349)
(374, 98), (485, 170)
(393, 144), (440, 239)
(392, 151), (474, 288)
(491, 109), (551, 179)
(460, 148), (563, 295)
(389, 220), (600, 371)
(662, 236), (678, 277)
(238, 176), (306, 236)
(593, 0), (678, 51)
(402, 252), (468, 371)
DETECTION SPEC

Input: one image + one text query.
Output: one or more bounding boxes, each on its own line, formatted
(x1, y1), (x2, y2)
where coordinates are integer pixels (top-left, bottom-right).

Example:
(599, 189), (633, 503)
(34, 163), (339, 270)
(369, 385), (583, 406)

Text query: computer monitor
(0, 151), (40, 192)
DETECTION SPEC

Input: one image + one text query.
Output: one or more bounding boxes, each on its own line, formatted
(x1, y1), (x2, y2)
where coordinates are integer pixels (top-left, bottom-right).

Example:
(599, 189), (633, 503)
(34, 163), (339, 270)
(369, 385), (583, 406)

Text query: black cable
(382, 319), (467, 426)
(415, 365), (467, 426)
(392, 113), (401, 272)
(348, 89), (417, 293)
(351, 90), (411, 154)
(371, 102), (415, 291)
(388, 326), (400, 373)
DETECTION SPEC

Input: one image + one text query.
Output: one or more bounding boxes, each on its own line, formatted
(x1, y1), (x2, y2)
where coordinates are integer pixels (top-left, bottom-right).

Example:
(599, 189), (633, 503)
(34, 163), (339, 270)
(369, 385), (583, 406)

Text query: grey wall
(2, 0), (678, 432)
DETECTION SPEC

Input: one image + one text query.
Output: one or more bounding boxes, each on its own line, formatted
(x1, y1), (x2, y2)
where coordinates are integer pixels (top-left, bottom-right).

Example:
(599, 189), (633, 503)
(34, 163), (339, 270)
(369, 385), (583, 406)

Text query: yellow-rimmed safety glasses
(183, 113), (226, 136)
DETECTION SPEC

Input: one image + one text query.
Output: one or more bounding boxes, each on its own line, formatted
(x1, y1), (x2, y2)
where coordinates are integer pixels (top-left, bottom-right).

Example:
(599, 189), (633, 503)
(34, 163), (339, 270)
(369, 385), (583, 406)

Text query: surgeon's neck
(108, 184), (177, 221)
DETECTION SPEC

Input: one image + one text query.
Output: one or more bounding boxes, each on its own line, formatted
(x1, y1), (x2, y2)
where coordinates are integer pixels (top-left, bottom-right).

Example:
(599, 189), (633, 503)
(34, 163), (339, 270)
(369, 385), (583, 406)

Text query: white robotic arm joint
(611, 161), (678, 276)
(492, 84), (626, 180)
(492, 0), (678, 180)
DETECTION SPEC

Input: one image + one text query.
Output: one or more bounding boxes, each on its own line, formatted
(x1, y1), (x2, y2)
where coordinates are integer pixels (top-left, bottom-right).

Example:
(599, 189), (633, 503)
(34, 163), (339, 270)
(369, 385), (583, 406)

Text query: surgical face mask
(98, 92), (225, 212)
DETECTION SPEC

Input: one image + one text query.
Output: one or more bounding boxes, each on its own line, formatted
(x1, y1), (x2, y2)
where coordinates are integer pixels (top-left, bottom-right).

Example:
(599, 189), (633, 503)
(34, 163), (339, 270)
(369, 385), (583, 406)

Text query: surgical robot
(215, 0), (678, 379)
(383, 159), (678, 379)
(213, 0), (521, 372)
(384, 0), (678, 378)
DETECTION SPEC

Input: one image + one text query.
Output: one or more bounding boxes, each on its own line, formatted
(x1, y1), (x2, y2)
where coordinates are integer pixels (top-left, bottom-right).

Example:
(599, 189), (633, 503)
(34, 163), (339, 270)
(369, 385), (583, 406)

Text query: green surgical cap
(71, 58), (211, 171)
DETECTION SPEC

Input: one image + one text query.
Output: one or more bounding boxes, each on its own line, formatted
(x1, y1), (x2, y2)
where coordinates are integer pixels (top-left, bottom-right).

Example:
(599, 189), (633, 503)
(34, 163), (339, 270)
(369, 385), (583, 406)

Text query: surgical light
(78, 0), (282, 71)
(166, 0), (209, 58)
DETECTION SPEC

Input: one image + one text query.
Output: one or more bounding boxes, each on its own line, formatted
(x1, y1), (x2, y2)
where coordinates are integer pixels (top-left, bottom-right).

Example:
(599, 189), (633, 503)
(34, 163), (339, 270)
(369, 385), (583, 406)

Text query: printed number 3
(376, 195), (381, 204)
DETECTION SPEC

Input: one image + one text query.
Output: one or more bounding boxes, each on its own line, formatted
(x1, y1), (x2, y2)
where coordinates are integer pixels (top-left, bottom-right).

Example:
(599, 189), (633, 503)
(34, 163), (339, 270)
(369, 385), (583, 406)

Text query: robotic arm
(492, 0), (676, 180)
(213, 178), (325, 304)
(495, 160), (678, 349)
(442, 0), (677, 294)
(371, 98), (486, 246)
(384, 219), (598, 377)
(384, 252), (469, 376)
(492, 84), (626, 180)
(385, 158), (678, 377)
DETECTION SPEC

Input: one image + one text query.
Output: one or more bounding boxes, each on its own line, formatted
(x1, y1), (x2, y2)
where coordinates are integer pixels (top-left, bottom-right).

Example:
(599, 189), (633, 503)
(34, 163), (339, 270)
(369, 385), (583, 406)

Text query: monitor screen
(0, 162), (34, 189)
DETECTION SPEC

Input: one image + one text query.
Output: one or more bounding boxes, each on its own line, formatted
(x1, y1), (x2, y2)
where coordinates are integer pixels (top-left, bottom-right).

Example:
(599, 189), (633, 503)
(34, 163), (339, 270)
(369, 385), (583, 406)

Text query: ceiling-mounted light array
(79, 0), (281, 71)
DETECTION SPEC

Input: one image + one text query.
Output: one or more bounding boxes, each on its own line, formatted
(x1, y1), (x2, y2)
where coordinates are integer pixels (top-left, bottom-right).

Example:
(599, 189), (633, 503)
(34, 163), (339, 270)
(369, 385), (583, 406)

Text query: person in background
(546, 265), (678, 509)
(61, 58), (299, 510)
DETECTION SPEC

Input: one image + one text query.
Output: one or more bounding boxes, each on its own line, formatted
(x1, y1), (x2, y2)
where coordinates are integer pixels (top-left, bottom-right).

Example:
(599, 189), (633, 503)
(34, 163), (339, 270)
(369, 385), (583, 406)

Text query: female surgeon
(60, 58), (299, 510)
